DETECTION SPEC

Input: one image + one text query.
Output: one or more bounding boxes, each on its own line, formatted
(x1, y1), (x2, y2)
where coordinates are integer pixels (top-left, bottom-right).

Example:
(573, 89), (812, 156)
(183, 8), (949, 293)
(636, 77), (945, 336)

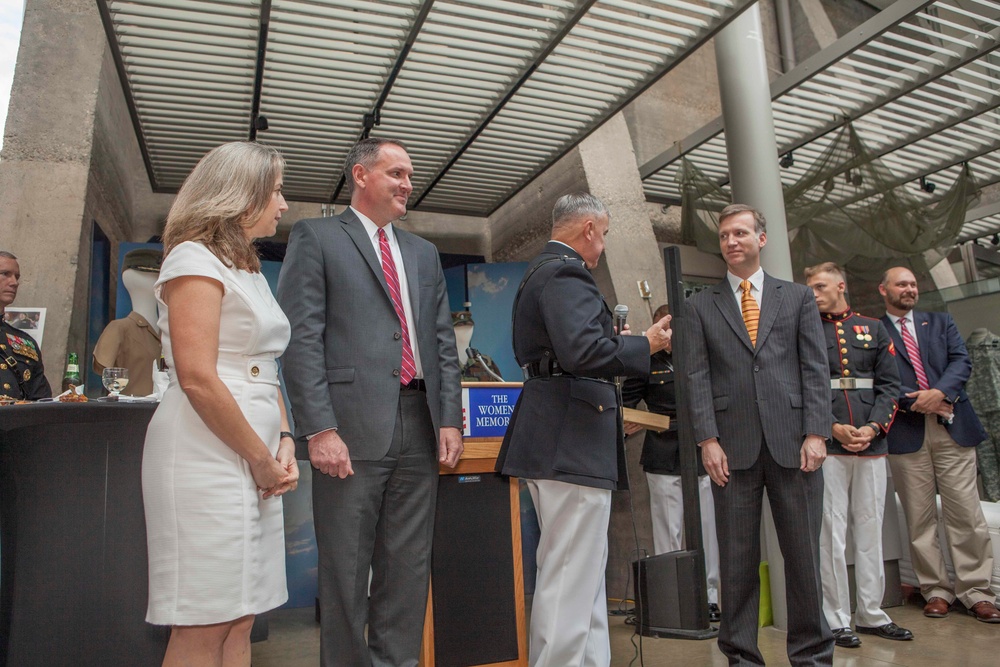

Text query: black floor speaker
(632, 550), (718, 639)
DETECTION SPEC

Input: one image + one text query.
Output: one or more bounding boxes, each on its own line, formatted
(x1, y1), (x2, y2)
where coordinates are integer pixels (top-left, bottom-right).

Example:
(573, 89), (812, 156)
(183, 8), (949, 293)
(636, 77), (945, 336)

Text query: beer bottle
(62, 352), (81, 392)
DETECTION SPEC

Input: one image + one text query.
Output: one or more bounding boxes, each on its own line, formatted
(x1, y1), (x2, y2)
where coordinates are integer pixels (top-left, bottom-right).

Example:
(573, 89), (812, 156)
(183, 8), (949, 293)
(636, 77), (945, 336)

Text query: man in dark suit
(878, 266), (1000, 623)
(804, 262), (911, 648)
(621, 303), (720, 622)
(496, 192), (671, 667)
(682, 204), (833, 665)
(278, 138), (465, 666)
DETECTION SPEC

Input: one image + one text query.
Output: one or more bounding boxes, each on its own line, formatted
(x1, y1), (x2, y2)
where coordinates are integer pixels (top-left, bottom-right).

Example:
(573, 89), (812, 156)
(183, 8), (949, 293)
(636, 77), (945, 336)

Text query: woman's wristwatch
(279, 431), (294, 441)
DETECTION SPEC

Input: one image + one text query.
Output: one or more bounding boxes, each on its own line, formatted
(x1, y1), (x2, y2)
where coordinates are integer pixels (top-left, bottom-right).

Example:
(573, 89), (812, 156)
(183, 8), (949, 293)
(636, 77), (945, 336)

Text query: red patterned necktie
(899, 317), (929, 390)
(378, 228), (416, 385)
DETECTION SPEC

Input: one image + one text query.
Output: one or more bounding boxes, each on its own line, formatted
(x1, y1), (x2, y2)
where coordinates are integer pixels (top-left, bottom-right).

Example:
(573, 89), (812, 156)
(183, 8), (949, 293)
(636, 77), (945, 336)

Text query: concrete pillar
(715, 3), (792, 281)
(0, 0), (109, 389)
(715, 3), (793, 631)
(576, 113), (668, 605)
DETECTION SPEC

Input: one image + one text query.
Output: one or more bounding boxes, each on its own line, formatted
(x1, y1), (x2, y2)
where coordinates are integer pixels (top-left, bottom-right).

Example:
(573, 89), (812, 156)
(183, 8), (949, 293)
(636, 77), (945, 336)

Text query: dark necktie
(378, 229), (416, 385)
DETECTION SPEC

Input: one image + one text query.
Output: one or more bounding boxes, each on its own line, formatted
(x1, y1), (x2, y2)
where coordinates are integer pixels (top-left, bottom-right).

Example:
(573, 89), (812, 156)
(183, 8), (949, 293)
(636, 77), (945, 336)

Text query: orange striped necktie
(740, 279), (759, 346)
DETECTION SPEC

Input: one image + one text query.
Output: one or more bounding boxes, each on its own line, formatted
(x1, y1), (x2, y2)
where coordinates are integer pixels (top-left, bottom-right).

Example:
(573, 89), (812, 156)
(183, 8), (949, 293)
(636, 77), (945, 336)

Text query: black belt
(402, 378), (426, 392)
(522, 359), (568, 380)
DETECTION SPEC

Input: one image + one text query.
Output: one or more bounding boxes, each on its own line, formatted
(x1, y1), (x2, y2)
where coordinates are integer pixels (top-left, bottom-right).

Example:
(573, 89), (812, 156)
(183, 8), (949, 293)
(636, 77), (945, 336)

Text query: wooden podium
(419, 383), (527, 667)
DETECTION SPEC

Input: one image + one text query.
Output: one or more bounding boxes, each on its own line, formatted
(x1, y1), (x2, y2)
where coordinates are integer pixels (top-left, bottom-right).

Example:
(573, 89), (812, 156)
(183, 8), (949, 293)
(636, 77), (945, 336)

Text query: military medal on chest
(5, 332), (39, 361)
(852, 324), (872, 342)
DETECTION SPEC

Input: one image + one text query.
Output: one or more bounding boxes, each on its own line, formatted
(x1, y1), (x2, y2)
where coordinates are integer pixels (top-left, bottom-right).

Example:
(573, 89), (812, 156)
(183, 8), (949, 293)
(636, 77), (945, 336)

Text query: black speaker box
(632, 550), (717, 639)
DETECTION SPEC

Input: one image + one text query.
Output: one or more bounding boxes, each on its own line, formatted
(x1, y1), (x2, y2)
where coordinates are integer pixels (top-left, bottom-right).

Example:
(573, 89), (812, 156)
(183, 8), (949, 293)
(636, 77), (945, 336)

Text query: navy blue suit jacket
(880, 311), (986, 453)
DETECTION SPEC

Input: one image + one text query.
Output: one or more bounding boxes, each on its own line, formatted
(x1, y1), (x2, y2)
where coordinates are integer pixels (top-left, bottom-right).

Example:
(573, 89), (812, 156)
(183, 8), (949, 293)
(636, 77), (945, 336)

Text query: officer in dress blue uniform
(495, 193), (671, 667)
(804, 262), (910, 649)
(0, 251), (52, 400)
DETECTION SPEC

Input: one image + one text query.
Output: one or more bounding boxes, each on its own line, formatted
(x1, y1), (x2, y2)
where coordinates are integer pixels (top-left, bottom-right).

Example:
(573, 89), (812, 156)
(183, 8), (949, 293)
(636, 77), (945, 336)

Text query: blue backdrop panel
(466, 263), (528, 382)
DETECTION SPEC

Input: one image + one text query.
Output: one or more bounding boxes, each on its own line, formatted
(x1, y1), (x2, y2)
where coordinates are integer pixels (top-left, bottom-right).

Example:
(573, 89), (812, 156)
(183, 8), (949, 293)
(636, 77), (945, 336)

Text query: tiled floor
(252, 590), (997, 666)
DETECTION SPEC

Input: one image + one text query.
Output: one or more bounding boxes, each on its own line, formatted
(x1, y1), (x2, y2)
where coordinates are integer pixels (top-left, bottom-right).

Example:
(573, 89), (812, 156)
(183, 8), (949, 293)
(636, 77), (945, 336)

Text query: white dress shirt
(885, 311), (916, 343)
(727, 266), (764, 309)
(353, 206), (424, 378)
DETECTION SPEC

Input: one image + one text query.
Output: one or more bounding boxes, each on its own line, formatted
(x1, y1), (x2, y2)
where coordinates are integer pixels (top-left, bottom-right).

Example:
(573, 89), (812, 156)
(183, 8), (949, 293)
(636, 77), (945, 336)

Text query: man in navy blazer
(683, 204), (834, 665)
(879, 267), (999, 623)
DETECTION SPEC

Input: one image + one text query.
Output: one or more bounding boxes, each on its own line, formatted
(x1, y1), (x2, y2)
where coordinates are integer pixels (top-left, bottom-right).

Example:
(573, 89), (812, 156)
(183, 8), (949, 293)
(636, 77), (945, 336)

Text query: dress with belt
(142, 241), (291, 625)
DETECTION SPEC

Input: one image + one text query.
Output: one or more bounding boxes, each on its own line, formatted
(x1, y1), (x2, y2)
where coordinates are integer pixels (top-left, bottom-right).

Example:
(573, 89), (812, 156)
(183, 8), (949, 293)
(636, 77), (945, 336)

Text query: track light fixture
(992, 234), (999, 246)
(254, 115), (269, 131)
(779, 151), (794, 169)
(919, 176), (936, 193)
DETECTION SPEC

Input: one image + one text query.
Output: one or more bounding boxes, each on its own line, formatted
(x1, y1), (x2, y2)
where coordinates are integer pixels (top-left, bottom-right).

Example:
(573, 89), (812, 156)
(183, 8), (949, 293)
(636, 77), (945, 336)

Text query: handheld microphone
(614, 304), (629, 335)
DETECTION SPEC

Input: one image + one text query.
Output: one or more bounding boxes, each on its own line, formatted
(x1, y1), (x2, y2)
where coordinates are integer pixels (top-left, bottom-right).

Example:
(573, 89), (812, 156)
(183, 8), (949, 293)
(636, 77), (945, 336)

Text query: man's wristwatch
(864, 422), (882, 436)
(280, 431), (294, 440)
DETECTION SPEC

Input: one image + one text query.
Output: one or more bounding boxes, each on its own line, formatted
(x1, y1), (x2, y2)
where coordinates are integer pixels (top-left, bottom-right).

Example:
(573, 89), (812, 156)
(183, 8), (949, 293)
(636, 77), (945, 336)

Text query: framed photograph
(3, 307), (47, 347)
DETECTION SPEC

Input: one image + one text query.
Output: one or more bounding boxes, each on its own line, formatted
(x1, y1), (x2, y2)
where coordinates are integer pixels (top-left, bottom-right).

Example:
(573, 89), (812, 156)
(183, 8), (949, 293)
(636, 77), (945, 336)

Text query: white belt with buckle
(831, 378), (874, 390)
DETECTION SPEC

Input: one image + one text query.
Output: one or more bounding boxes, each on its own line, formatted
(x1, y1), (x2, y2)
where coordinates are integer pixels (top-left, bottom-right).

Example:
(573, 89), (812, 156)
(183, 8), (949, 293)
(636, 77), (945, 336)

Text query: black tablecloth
(0, 402), (168, 666)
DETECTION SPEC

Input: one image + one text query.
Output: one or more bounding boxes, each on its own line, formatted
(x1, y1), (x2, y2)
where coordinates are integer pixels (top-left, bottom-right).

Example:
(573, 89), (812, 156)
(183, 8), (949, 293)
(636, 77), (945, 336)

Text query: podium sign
(462, 383), (522, 438)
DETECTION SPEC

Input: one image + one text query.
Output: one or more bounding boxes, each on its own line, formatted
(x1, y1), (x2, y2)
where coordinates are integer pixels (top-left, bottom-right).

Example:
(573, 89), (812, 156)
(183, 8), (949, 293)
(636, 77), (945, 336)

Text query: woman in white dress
(142, 141), (299, 666)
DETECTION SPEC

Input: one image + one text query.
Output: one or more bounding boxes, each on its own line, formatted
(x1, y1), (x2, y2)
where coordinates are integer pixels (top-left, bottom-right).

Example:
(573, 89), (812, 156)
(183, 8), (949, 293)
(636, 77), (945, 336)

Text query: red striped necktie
(378, 228), (416, 386)
(899, 316), (929, 390)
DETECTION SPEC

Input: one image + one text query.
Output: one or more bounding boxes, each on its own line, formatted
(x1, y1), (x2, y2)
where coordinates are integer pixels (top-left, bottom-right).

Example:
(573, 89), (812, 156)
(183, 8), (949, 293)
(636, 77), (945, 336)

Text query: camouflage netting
(678, 122), (980, 284)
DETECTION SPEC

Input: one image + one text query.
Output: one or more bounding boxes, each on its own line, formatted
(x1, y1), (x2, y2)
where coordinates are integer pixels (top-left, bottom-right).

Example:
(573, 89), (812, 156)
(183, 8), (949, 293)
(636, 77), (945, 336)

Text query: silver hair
(551, 192), (610, 229)
(343, 137), (408, 195)
(0, 251), (17, 260)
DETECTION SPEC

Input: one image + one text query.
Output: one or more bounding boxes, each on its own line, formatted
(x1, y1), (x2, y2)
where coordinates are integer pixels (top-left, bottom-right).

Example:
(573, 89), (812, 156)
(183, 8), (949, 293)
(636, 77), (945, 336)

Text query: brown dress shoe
(923, 597), (950, 617)
(968, 601), (1000, 623)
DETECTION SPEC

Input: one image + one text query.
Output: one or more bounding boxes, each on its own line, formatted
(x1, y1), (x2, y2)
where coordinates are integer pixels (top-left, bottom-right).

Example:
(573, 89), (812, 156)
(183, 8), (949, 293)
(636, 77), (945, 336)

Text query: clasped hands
(309, 426), (464, 478)
(832, 423), (876, 453)
(251, 441), (299, 499)
(906, 387), (953, 421)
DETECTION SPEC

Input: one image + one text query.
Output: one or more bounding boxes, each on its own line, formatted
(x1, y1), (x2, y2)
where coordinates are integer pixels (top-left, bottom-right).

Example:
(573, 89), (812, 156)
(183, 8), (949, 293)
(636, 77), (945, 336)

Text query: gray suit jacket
(683, 273), (830, 470)
(277, 209), (463, 460)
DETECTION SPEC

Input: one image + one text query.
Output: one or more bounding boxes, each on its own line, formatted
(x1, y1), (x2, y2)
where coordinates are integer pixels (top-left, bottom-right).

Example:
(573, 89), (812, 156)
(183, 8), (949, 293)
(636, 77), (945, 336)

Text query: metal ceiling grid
(372, 0), (580, 209)
(258, 0), (425, 201)
(419, 0), (755, 214)
(641, 0), (1000, 208)
(104, 0), (264, 190)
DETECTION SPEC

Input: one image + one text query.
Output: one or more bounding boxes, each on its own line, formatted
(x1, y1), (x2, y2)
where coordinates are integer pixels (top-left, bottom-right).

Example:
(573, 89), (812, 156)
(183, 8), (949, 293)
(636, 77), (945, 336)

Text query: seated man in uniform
(0, 251), (52, 400)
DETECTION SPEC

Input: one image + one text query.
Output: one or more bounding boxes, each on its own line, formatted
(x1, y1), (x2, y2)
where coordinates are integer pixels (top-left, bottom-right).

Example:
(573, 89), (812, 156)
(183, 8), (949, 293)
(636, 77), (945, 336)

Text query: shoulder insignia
(5, 333), (39, 361)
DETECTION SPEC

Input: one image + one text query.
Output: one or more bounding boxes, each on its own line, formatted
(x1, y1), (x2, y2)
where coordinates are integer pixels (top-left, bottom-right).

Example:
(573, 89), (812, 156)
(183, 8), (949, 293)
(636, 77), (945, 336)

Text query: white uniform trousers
(645, 472), (720, 604)
(819, 455), (892, 629)
(527, 479), (612, 667)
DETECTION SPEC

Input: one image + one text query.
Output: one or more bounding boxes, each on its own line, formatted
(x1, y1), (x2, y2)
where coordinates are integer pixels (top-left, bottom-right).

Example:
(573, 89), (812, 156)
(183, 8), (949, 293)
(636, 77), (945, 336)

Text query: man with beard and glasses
(879, 266), (1000, 624)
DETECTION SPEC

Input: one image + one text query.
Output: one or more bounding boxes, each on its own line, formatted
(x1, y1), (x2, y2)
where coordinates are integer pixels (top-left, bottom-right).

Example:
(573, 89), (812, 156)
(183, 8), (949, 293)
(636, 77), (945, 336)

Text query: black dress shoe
(832, 627), (861, 648)
(855, 623), (914, 641)
(708, 603), (721, 623)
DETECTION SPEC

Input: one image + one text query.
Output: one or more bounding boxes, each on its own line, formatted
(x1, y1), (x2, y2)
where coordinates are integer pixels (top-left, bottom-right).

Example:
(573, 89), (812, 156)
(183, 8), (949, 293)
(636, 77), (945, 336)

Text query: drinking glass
(102, 367), (129, 398)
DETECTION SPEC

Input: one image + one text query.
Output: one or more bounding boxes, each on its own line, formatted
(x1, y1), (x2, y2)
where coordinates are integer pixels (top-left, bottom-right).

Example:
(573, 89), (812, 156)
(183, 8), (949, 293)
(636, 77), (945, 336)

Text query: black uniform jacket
(821, 309), (899, 456)
(495, 242), (650, 490)
(621, 350), (707, 476)
(0, 320), (52, 400)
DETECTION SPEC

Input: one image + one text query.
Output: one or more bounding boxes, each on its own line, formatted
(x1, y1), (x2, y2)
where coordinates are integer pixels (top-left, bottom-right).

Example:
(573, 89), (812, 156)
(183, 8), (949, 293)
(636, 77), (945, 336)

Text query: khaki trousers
(888, 416), (996, 608)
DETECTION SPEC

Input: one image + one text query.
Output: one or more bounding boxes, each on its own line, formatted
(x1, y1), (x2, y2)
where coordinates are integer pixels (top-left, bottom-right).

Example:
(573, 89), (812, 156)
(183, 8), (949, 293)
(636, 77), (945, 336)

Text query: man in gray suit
(278, 138), (464, 666)
(682, 204), (834, 665)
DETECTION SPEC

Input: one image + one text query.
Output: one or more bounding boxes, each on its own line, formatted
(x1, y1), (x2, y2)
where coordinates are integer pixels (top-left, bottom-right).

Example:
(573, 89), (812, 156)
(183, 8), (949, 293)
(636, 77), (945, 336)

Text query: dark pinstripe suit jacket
(683, 273), (830, 470)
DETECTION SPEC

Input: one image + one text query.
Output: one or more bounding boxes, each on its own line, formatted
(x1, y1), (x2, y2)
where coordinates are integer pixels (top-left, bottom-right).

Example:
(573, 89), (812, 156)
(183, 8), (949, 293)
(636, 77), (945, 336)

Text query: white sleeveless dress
(142, 241), (291, 625)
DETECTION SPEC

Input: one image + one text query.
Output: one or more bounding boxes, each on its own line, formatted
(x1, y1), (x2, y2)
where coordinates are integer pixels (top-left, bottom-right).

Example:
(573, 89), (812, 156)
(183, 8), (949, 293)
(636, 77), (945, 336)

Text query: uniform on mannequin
(93, 249), (163, 396)
(453, 306), (503, 382)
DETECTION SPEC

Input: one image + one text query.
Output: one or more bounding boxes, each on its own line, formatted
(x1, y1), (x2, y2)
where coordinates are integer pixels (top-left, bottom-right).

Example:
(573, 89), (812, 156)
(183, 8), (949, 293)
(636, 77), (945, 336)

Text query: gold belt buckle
(837, 377), (856, 390)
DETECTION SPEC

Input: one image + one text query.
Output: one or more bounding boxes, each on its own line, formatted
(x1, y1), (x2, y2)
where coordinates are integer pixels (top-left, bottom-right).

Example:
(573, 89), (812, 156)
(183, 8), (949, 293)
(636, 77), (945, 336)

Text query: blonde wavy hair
(162, 142), (285, 273)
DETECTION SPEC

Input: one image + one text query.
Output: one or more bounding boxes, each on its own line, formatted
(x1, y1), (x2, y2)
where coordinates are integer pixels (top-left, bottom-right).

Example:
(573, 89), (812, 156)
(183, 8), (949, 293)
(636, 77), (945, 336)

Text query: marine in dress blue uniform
(805, 263), (910, 648)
